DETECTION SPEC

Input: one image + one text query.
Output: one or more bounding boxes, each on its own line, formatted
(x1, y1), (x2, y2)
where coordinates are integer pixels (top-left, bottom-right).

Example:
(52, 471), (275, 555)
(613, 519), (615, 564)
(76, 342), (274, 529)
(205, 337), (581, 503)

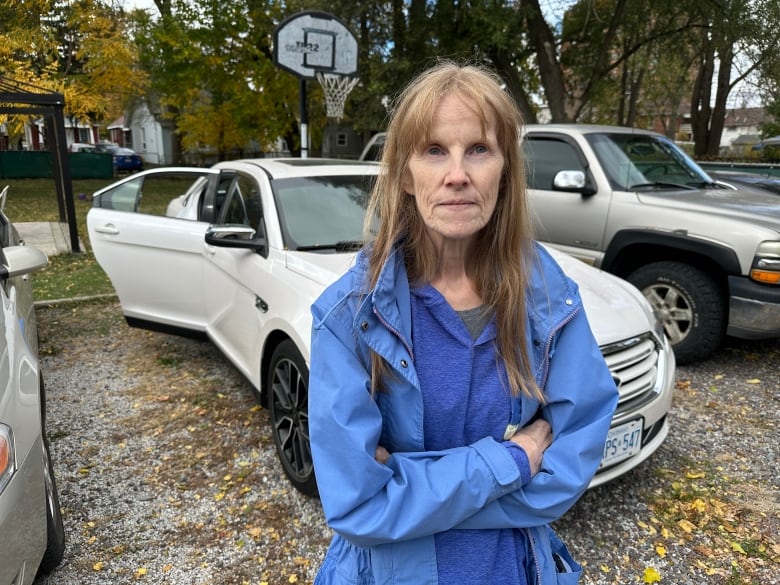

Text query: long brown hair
(364, 61), (542, 401)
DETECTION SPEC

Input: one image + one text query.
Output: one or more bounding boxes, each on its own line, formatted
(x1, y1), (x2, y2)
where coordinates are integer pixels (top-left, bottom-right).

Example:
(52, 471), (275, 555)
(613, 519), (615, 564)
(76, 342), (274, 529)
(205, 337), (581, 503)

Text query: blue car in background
(112, 147), (144, 173)
(95, 143), (144, 174)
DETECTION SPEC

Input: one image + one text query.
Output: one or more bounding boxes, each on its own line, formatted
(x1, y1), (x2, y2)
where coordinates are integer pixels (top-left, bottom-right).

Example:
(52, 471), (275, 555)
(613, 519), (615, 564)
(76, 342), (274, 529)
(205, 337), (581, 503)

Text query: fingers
(509, 419), (553, 476)
(375, 446), (391, 464)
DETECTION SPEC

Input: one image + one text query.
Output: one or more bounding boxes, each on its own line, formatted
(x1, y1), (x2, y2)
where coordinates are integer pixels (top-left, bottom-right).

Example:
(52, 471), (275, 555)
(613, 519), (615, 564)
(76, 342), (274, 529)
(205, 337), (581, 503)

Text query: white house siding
(128, 102), (167, 165)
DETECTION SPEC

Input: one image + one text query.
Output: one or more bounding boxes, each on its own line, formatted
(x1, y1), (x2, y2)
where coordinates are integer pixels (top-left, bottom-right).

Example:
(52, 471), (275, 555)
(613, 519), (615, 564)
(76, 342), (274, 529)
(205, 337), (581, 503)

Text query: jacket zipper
(526, 528), (543, 585)
(538, 305), (580, 389)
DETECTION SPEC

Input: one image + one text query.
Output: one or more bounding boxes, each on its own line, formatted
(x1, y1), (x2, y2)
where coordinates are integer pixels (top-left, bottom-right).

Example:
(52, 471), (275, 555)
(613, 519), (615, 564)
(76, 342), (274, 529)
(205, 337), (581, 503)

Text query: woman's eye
(472, 144), (489, 155)
(425, 145), (443, 156)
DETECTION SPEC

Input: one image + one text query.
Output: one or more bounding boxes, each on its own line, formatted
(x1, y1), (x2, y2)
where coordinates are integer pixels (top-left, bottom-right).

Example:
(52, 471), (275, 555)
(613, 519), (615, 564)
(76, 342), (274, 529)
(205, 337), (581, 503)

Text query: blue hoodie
(309, 243), (618, 584)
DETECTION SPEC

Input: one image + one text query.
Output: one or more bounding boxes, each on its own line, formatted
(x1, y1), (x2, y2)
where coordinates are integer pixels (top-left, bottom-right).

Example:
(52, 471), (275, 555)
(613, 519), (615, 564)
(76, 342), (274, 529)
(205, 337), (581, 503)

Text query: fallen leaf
(686, 471), (705, 480)
(730, 542), (747, 555)
(93, 561), (105, 571)
(745, 378), (760, 384)
(655, 544), (667, 558)
(678, 519), (697, 533)
(600, 565), (611, 573)
(690, 498), (706, 512)
(643, 567), (662, 583)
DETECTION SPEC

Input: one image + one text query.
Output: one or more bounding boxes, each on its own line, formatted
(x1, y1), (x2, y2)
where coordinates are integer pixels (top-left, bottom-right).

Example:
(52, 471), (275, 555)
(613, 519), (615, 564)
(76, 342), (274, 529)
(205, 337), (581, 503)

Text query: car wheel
(267, 340), (318, 497)
(37, 401), (66, 575)
(627, 261), (725, 364)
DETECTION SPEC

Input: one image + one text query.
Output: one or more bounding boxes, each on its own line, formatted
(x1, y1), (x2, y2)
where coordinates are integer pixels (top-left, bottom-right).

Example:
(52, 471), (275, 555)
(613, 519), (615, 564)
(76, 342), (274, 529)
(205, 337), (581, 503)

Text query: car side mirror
(205, 224), (267, 254)
(552, 170), (597, 196)
(1, 245), (48, 280)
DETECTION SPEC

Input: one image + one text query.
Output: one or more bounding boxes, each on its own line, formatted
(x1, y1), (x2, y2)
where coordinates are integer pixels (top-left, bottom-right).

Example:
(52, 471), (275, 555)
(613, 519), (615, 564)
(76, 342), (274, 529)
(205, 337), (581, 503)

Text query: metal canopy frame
(0, 77), (80, 253)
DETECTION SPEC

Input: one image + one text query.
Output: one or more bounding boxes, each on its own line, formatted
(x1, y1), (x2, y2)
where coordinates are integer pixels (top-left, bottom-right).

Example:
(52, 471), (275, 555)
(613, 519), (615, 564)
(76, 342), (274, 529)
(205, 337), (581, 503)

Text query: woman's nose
(445, 155), (469, 187)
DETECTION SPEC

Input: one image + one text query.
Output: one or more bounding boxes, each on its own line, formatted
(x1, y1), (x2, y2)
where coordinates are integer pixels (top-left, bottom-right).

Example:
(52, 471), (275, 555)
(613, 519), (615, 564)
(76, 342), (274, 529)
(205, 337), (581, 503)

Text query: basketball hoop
(316, 72), (359, 120)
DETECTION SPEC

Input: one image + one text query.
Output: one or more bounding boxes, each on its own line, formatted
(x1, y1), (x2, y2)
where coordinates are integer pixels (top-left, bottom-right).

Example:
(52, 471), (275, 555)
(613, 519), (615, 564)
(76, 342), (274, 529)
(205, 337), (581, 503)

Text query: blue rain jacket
(309, 243), (619, 584)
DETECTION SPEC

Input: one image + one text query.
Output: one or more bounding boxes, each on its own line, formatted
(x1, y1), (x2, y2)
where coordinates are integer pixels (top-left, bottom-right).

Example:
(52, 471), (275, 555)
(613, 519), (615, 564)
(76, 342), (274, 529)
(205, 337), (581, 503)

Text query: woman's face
(403, 94), (504, 249)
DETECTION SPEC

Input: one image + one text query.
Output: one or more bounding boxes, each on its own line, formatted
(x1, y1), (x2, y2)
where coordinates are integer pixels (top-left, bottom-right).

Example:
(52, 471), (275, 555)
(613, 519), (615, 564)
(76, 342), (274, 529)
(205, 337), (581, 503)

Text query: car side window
(218, 174), (264, 230)
(524, 138), (586, 190)
(92, 172), (213, 216)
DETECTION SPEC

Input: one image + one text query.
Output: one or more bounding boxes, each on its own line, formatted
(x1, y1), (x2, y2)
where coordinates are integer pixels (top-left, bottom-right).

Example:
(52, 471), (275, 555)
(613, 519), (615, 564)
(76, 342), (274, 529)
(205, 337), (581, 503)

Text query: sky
(121, 0), (158, 14)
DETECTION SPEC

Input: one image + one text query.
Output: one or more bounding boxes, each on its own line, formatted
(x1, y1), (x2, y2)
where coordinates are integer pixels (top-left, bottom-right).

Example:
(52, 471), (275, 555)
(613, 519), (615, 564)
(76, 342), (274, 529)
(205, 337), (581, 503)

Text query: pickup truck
(522, 124), (780, 363)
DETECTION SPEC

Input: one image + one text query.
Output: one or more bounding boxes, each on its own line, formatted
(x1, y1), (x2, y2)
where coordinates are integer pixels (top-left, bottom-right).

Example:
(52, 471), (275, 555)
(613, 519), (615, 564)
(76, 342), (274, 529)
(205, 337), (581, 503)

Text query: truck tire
(627, 261), (725, 363)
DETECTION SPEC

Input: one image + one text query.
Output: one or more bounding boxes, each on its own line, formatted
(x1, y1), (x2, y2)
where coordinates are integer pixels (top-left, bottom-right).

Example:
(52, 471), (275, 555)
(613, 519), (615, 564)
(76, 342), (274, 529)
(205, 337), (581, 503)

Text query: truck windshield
(586, 133), (712, 191)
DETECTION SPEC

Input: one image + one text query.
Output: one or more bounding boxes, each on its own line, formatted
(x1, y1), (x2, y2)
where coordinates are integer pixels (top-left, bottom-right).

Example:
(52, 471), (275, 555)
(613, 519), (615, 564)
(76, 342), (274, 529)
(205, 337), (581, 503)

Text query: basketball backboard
(273, 11), (358, 80)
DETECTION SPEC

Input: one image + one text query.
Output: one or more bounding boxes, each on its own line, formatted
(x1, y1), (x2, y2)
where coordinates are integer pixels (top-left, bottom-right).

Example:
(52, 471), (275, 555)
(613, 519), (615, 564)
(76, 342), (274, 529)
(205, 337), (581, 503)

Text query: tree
(688, 0), (780, 157)
(0, 0), (146, 139)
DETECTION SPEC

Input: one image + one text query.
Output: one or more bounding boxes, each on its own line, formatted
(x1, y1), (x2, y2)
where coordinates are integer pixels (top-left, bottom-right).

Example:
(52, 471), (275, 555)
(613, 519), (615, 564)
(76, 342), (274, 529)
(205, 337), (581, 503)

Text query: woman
(308, 61), (618, 584)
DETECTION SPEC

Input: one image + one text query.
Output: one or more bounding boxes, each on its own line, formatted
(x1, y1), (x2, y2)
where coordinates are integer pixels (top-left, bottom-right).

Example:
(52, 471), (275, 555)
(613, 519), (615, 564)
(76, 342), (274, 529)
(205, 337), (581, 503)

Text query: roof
(731, 134), (762, 145)
(722, 107), (768, 128)
(107, 116), (127, 130)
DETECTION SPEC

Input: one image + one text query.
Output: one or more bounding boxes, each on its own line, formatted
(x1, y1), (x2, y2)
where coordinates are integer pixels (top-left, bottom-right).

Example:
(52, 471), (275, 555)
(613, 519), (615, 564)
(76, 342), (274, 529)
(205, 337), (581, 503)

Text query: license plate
(600, 419), (643, 468)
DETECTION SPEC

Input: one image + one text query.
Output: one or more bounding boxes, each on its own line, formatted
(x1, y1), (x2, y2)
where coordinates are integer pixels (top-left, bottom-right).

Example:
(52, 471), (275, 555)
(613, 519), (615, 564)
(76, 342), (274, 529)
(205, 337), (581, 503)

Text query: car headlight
(0, 424), (16, 494)
(750, 241), (780, 285)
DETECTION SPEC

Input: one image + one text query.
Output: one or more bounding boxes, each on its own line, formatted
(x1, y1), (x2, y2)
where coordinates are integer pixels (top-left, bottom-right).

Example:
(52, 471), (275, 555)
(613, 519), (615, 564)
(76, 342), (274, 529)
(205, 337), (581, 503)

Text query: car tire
(627, 261), (725, 364)
(267, 340), (318, 497)
(37, 376), (66, 575)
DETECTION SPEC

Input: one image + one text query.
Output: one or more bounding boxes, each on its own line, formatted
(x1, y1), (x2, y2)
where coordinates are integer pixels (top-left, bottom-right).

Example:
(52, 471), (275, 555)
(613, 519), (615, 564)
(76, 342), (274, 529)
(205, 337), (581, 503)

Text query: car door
(524, 134), (610, 265)
(87, 169), (221, 333)
(202, 172), (272, 382)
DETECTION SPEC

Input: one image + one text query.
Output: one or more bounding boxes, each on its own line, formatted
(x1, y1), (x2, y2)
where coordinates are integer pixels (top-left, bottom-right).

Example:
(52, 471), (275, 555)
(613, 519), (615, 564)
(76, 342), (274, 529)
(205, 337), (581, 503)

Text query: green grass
(2, 176), (181, 301)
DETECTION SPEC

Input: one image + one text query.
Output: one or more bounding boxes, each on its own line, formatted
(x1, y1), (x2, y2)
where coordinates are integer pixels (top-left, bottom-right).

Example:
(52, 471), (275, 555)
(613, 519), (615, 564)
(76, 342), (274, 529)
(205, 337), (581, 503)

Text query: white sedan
(87, 158), (675, 497)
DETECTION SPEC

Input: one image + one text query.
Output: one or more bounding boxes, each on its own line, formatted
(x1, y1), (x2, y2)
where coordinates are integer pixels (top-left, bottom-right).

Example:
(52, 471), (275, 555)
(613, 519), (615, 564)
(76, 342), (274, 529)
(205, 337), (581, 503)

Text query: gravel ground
(33, 299), (779, 585)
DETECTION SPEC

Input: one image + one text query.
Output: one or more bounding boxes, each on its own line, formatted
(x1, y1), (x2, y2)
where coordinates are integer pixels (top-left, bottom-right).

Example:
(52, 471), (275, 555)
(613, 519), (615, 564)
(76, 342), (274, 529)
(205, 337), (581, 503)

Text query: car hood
(636, 185), (780, 233)
(285, 250), (358, 289)
(547, 247), (657, 346)
(287, 246), (656, 348)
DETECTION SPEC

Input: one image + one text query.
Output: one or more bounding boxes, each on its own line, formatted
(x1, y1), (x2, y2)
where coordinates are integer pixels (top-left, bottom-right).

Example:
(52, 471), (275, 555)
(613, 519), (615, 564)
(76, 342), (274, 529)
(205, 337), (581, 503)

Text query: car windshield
(585, 132), (712, 191)
(272, 175), (376, 251)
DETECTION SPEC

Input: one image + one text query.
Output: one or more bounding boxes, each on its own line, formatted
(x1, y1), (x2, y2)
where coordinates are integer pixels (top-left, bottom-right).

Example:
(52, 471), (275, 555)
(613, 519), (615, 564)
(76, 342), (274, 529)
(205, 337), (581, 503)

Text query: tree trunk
(690, 30), (715, 157)
(491, 49), (538, 124)
(522, 0), (569, 121)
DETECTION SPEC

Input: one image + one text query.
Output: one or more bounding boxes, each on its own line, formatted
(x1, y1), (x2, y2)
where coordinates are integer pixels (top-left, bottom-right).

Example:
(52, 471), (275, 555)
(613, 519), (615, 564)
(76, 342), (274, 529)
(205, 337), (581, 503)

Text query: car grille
(600, 333), (662, 415)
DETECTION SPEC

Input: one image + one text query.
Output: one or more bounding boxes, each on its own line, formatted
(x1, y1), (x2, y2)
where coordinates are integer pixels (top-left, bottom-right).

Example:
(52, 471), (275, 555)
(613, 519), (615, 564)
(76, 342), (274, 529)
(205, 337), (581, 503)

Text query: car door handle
(94, 223), (120, 235)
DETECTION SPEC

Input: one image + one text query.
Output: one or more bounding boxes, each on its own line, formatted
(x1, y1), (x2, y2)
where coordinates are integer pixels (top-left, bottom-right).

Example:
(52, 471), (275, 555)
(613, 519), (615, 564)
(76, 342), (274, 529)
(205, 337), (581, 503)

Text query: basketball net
(316, 72), (359, 120)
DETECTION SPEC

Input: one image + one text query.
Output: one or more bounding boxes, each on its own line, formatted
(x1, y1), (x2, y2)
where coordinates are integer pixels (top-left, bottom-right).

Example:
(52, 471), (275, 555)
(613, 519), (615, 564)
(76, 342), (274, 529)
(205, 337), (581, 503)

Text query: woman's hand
(509, 419), (552, 476)
(375, 446), (391, 464)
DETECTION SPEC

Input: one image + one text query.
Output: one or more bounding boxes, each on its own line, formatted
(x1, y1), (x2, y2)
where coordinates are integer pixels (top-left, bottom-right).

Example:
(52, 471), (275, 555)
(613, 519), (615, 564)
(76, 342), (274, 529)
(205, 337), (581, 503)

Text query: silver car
(0, 187), (65, 584)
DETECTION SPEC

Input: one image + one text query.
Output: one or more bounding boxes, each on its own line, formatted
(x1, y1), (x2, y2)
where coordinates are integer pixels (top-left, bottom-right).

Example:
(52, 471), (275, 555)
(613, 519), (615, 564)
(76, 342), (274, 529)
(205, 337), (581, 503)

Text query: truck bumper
(728, 275), (780, 339)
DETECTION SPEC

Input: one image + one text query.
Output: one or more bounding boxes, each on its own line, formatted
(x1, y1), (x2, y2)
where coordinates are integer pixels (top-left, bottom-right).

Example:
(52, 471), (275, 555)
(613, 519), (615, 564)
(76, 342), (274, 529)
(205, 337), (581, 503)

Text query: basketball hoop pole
(300, 78), (308, 158)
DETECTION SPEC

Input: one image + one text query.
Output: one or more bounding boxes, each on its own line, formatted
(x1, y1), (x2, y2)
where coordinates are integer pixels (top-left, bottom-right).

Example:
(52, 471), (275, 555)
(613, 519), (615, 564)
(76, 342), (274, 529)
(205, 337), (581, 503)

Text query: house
(7, 117), (100, 151)
(108, 101), (174, 165)
(720, 107), (767, 153)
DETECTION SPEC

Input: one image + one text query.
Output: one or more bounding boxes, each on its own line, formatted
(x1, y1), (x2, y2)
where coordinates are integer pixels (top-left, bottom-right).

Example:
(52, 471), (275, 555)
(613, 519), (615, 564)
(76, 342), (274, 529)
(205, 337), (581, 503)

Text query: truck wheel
(627, 261), (725, 363)
(267, 340), (318, 497)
